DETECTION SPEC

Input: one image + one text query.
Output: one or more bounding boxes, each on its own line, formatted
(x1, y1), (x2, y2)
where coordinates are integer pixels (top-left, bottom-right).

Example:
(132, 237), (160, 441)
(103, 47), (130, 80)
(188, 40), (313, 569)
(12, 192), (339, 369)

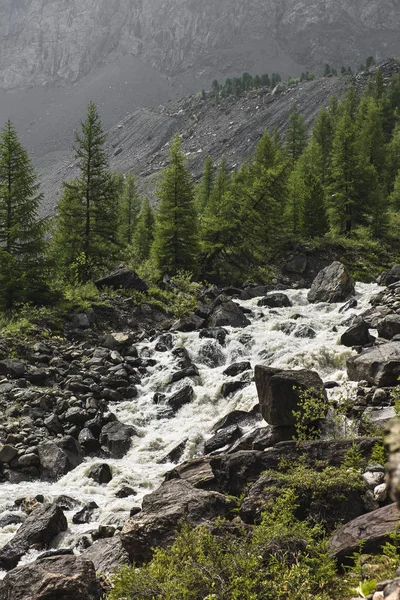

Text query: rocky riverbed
(1, 261), (400, 598)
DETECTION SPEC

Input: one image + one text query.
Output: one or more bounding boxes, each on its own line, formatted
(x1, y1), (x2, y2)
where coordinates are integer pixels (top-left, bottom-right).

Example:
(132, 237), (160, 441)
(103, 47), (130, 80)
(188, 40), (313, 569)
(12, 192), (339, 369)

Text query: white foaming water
(0, 282), (382, 570)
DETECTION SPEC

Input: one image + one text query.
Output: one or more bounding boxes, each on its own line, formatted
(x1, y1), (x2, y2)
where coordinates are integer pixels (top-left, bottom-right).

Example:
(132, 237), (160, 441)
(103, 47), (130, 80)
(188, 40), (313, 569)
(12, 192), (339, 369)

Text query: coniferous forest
(0, 69), (400, 316)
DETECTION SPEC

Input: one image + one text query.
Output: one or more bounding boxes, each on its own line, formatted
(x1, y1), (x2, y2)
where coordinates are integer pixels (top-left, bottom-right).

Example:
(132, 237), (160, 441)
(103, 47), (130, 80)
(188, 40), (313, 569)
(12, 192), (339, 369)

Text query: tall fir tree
(53, 102), (119, 281)
(285, 108), (307, 169)
(131, 197), (155, 263)
(0, 121), (47, 309)
(196, 155), (215, 216)
(119, 173), (142, 247)
(151, 136), (199, 275)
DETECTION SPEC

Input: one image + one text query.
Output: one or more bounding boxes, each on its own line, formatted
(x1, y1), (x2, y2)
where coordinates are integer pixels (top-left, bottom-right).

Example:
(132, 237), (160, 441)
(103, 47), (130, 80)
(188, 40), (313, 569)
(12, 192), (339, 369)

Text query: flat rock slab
(347, 342), (400, 386)
(329, 503), (400, 563)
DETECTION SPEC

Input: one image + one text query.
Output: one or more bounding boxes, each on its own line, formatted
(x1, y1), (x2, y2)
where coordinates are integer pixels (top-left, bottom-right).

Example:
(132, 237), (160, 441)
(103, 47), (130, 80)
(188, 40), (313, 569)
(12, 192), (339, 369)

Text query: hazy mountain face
(0, 0), (399, 91)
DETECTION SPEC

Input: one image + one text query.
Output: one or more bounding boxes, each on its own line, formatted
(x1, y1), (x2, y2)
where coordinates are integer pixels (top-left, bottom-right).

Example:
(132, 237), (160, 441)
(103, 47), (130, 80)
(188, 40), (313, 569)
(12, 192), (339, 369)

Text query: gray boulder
(341, 317), (372, 347)
(82, 536), (130, 574)
(95, 267), (148, 292)
(0, 555), (101, 599)
(254, 365), (327, 426)
(347, 342), (400, 386)
(329, 503), (400, 563)
(383, 264), (400, 287)
(257, 293), (292, 308)
(0, 359), (25, 379)
(0, 503), (67, 571)
(38, 436), (83, 480)
(209, 299), (250, 328)
(121, 479), (235, 564)
(167, 385), (195, 412)
(308, 261), (355, 303)
(377, 315), (400, 340)
(100, 421), (136, 458)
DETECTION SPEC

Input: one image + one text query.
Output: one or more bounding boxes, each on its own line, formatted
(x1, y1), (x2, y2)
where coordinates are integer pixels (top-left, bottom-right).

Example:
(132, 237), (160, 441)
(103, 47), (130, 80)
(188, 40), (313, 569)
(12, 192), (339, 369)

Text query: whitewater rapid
(0, 282), (383, 569)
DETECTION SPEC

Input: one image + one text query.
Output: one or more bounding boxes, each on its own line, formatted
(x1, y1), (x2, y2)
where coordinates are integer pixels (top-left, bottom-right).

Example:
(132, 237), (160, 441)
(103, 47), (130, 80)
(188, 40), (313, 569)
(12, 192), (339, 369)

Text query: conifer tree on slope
(196, 155), (215, 216)
(119, 173), (142, 247)
(131, 197), (155, 263)
(285, 107), (307, 170)
(54, 101), (119, 281)
(151, 135), (198, 275)
(0, 121), (47, 309)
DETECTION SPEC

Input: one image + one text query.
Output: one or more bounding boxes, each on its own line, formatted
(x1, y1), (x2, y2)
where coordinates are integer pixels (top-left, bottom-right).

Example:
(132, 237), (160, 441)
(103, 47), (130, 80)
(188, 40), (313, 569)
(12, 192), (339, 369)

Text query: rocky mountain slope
(38, 60), (400, 215)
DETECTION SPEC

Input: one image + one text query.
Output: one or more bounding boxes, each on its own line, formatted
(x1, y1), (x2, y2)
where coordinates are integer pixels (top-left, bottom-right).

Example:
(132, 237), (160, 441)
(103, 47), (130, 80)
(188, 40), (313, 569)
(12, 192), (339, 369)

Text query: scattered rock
(347, 342), (400, 386)
(377, 315), (400, 340)
(257, 293), (292, 308)
(308, 262), (355, 303)
(82, 536), (130, 574)
(95, 268), (149, 292)
(0, 503), (67, 571)
(73, 502), (99, 525)
(100, 421), (136, 458)
(209, 299), (250, 328)
(121, 480), (235, 564)
(0, 555), (102, 600)
(329, 503), (400, 563)
(223, 361), (251, 377)
(341, 317), (372, 347)
(38, 436), (83, 480)
(199, 327), (228, 345)
(172, 315), (205, 332)
(167, 385), (195, 412)
(87, 463), (112, 485)
(254, 365), (327, 426)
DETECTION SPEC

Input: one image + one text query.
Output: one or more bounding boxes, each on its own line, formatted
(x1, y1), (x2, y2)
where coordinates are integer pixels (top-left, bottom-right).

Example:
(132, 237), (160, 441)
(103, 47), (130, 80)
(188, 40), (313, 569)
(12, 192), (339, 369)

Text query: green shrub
(108, 492), (339, 600)
(292, 387), (327, 441)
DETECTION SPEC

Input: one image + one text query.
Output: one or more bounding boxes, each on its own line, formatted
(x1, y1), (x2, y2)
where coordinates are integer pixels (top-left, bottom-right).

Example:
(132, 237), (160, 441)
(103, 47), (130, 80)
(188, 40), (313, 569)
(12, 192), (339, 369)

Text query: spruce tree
(53, 102), (119, 281)
(285, 108), (307, 170)
(119, 173), (142, 247)
(131, 198), (155, 263)
(0, 121), (47, 309)
(151, 136), (198, 275)
(196, 155), (215, 216)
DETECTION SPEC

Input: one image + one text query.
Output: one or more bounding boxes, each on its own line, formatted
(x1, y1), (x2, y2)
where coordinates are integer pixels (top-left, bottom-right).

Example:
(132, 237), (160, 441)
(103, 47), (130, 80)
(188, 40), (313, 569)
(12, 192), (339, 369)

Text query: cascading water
(0, 281), (383, 573)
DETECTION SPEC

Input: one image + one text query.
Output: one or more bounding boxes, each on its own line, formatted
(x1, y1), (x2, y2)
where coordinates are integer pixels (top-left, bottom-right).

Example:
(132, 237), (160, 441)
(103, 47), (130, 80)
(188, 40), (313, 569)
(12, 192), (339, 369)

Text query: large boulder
(0, 555), (102, 600)
(308, 262), (355, 304)
(0, 503), (67, 571)
(257, 293), (292, 308)
(254, 365), (327, 426)
(377, 315), (400, 340)
(383, 264), (400, 287)
(329, 504), (400, 563)
(82, 536), (129, 574)
(95, 267), (148, 292)
(208, 299), (250, 328)
(0, 359), (26, 378)
(100, 421), (136, 458)
(121, 479), (235, 564)
(38, 436), (83, 480)
(347, 342), (400, 386)
(341, 317), (372, 347)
